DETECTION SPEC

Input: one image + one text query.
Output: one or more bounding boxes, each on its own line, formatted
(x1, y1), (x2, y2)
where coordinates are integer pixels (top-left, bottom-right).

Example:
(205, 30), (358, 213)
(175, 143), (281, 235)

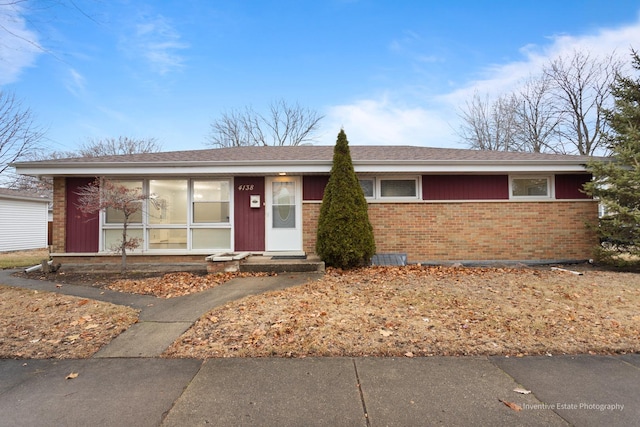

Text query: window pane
(105, 180), (144, 224)
(359, 179), (374, 197)
(380, 179), (416, 197)
(272, 181), (295, 228)
(193, 180), (230, 201)
(191, 229), (231, 250)
(104, 229), (143, 251)
(148, 229), (187, 249)
(194, 202), (230, 223)
(512, 178), (548, 196)
(149, 180), (187, 224)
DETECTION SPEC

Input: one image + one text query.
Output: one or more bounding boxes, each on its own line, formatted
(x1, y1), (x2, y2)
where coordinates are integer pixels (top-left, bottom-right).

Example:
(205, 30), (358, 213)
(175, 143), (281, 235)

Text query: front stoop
(206, 253), (325, 274)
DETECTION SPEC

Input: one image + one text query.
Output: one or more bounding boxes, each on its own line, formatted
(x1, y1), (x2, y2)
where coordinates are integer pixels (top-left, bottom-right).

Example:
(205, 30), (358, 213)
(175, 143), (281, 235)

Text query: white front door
(265, 176), (302, 252)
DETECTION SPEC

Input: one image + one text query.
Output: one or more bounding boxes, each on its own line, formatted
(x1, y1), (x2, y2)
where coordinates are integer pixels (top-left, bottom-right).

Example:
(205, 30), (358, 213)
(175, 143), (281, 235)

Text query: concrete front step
(206, 254), (325, 274)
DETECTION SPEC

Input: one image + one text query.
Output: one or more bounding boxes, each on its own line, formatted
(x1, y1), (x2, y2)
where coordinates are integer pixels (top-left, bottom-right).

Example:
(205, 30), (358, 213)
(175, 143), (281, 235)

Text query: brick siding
(303, 201), (599, 262)
(52, 177), (66, 253)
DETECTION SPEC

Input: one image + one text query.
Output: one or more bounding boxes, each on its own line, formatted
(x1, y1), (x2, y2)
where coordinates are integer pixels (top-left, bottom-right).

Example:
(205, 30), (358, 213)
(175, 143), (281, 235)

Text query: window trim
(98, 177), (233, 253)
(378, 176), (419, 199)
(509, 175), (554, 199)
(358, 175), (420, 200)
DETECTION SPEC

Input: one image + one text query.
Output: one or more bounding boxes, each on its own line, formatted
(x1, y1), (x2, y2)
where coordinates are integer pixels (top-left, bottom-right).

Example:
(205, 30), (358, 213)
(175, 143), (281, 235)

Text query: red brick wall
(52, 177), (66, 253)
(303, 201), (599, 262)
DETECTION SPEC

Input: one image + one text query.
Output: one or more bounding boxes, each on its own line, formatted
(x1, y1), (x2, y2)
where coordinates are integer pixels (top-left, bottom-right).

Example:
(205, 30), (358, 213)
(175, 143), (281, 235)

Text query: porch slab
(239, 255), (325, 273)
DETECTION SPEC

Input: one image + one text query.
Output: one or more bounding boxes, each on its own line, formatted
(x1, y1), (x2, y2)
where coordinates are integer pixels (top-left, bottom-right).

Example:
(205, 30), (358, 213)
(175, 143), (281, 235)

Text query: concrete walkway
(1, 270), (639, 426)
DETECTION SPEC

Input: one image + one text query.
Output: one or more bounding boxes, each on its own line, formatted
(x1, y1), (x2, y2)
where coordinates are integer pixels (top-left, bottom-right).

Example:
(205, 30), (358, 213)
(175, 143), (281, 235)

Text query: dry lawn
(0, 248), (49, 269)
(163, 265), (640, 358)
(0, 286), (138, 359)
(2, 265), (640, 359)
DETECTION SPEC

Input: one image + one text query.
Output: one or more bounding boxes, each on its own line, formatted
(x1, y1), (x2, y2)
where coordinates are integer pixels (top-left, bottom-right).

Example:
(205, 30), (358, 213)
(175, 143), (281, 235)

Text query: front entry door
(265, 176), (302, 252)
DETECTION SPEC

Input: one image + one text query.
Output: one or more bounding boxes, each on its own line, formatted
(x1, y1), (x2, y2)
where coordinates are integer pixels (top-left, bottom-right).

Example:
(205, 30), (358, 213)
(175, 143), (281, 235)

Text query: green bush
(316, 130), (376, 268)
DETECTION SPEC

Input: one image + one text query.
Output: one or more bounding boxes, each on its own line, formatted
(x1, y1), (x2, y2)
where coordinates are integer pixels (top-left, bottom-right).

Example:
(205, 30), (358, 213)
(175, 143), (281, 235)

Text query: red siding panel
(423, 175), (509, 200)
(65, 177), (99, 252)
(303, 175), (329, 201)
(555, 174), (592, 199)
(234, 176), (265, 251)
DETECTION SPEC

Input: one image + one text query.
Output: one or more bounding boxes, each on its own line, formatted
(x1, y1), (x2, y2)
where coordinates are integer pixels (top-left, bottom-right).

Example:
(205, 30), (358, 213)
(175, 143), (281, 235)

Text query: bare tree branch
(0, 90), (46, 186)
(457, 92), (519, 151)
(544, 50), (622, 155)
(206, 99), (324, 148)
(76, 136), (163, 157)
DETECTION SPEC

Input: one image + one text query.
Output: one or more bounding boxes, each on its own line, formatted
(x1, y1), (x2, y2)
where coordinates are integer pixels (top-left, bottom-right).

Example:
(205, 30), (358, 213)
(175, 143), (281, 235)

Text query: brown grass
(0, 248), (49, 269)
(0, 285), (138, 359)
(163, 265), (640, 358)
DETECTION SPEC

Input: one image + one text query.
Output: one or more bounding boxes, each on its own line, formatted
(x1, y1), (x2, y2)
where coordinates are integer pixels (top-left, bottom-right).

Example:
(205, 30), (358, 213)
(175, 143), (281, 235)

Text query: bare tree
(206, 99), (324, 148)
(77, 136), (162, 157)
(513, 75), (562, 153)
(457, 92), (519, 151)
(75, 178), (148, 274)
(0, 90), (46, 186)
(544, 50), (622, 155)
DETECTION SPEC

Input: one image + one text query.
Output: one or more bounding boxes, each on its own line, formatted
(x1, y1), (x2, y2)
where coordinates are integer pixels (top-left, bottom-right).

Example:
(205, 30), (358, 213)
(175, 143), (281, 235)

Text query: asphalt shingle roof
(13, 145), (596, 166)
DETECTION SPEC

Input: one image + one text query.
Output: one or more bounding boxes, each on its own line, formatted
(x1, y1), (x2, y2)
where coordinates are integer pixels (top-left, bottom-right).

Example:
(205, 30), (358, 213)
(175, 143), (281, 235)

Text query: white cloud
(0, 4), (42, 85)
(325, 14), (640, 148)
(124, 14), (189, 75)
(64, 68), (86, 97)
(322, 95), (456, 147)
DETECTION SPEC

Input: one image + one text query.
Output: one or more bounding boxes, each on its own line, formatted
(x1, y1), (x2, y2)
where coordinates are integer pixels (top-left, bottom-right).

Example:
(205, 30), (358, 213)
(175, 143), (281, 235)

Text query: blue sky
(2, 0), (640, 154)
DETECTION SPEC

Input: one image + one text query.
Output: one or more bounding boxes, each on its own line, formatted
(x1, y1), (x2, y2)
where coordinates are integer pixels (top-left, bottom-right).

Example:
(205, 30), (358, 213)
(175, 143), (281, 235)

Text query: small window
(359, 178), (375, 198)
(380, 179), (417, 198)
(511, 177), (550, 198)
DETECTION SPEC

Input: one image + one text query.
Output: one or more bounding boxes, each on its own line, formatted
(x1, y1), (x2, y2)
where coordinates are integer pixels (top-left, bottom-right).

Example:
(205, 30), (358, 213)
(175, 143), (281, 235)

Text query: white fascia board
(13, 162), (333, 177)
(14, 159), (589, 177)
(352, 161), (589, 174)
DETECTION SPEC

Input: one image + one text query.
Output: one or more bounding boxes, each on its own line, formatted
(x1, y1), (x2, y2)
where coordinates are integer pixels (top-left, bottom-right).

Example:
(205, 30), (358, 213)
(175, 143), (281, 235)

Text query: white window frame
(378, 176), (419, 199)
(99, 177), (233, 254)
(509, 175), (554, 199)
(358, 175), (420, 200)
(358, 177), (376, 199)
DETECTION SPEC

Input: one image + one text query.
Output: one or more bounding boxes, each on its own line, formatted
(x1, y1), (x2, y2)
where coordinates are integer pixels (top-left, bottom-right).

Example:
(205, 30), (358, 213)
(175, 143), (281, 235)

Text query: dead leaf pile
(108, 271), (269, 298)
(163, 265), (640, 358)
(0, 286), (138, 359)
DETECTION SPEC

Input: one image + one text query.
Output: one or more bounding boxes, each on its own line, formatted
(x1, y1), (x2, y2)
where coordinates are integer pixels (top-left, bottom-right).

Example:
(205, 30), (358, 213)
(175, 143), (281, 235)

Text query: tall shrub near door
(316, 129), (376, 268)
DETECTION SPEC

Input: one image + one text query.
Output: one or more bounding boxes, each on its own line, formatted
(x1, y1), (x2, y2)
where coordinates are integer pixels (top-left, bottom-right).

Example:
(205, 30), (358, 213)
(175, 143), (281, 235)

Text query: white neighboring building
(0, 188), (51, 252)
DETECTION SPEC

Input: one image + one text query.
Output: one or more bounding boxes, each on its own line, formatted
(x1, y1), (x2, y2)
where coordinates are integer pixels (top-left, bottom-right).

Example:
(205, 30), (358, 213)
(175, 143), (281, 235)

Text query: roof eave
(12, 158), (592, 177)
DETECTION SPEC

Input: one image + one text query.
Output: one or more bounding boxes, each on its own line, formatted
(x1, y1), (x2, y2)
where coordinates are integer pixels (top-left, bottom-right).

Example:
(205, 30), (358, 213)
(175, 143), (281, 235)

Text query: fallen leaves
(499, 399), (522, 411)
(0, 285), (139, 359)
(163, 265), (640, 358)
(108, 271), (269, 298)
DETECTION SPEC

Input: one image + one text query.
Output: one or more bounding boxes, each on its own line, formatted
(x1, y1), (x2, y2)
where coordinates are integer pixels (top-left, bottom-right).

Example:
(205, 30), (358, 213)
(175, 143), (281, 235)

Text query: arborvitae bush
(316, 130), (376, 268)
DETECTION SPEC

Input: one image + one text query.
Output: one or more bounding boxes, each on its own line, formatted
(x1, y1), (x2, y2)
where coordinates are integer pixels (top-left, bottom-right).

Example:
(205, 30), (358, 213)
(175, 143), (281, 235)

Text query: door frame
(265, 176), (303, 252)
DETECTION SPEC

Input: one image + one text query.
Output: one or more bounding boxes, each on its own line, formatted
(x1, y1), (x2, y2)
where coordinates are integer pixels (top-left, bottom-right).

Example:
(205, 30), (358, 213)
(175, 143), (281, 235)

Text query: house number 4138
(237, 184), (254, 191)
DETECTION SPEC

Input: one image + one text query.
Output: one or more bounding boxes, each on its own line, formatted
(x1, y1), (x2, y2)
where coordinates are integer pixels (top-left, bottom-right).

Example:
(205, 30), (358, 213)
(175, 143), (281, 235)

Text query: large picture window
(100, 178), (232, 253)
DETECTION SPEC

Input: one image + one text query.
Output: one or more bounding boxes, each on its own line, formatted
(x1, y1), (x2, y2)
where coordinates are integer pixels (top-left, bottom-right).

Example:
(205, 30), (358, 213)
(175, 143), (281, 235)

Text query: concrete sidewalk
(1, 269), (639, 426)
(1, 355), (638, 426)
